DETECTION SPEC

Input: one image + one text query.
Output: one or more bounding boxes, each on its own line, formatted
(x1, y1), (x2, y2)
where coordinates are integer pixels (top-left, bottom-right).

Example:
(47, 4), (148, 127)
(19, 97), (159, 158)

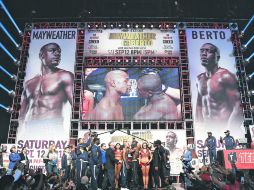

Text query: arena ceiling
(0, 0), (253, 143)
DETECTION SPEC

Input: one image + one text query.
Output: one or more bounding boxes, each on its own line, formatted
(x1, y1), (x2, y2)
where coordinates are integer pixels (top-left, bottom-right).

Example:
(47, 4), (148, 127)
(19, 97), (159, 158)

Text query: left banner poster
(16, 28), (77, 171)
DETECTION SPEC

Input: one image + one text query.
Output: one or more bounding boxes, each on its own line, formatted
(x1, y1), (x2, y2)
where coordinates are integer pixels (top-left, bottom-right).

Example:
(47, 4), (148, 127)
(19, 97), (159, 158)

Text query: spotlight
(166, 24), (169, 28)
(9, 90), (15, 97)
(87, 24), (91, 28)
(251, 105), (254, 112)
(0, 66), (17, 81)
(127, 24), (130, 28)
(135, 24), (139, 28)
(248, 90), (254, 97)
(245, 52), (254, 63)
(0, 22), (20, 48)
(0, 103), (13, 113)
(15, 60), (21, 66)
(11, 74), (17, 82)
(0, 0), (22, 34)
(240, 15), (254, 37)
(118, 24), (122, 28)
(241, 45), (247, 52)
(142, 24), (146, 28)
(158, 24), (162, 28)
(0, 84), (15, 97)
(242, 35), (254, 51)
(150, 24), (154, 28)
(103, 24), (107, 28)
(95, 24), (98, 28)
(110, 24), (114, 28)
(246, 72), (254, 81)
(0, 42), (18, 63)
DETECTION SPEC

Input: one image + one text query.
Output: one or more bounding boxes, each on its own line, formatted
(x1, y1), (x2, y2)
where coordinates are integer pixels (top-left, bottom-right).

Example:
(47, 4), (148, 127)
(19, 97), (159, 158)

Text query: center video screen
(82, 68), (181, 121)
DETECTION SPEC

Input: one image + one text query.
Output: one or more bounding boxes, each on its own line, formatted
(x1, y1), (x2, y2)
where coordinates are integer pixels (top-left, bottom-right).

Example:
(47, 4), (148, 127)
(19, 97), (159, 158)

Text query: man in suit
(90, 138), (102, 190)
(19, 147), (29, 174)
(104, 142), (120, 190)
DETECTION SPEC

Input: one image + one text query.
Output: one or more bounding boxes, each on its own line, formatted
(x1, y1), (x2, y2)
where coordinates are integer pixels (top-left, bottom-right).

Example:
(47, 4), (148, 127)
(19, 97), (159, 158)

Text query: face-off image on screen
(82, 67), (181, 121)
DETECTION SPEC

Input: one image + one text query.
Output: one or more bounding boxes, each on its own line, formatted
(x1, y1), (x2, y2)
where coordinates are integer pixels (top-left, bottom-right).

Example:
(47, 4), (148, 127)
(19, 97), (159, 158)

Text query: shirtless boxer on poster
(19, 43), (74, 124)
(89, 70), (130, 120)
(133, 73), (177, 120)
(196, 43), (242, 128)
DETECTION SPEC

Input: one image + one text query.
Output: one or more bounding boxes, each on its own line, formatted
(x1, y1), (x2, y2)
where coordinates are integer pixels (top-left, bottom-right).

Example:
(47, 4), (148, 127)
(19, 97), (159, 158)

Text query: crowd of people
(1, 130), (254, 190)
(0, 134), (176, 190)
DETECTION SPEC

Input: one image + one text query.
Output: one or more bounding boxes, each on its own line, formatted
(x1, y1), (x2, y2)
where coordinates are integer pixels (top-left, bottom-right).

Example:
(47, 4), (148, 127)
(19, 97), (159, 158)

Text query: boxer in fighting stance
(196, 43), (242, 128)
(134, 73), (177, 120)
(19, 43), (74, 124)
(89, 70), (130, 120)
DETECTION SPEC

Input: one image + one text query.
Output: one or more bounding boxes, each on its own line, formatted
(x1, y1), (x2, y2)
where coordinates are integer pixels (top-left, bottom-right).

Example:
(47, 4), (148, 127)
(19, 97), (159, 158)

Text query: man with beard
(89, 70), (130, 120)
(18, 43), (74, 133)
(196, 43), (242, 129)
(165, 131), (183, 175)
(134, 73), (177, 120)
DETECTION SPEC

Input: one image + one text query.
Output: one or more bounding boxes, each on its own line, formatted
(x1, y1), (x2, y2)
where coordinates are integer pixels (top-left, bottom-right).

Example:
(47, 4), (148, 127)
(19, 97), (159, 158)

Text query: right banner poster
(186, 28), (245, 165)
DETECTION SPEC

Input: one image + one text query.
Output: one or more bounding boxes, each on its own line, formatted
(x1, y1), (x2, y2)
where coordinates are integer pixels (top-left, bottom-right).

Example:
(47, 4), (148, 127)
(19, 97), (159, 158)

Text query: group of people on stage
(7, 146), (29, 175)
(204, 130), (236, 164)
(42, 135), (175, 190)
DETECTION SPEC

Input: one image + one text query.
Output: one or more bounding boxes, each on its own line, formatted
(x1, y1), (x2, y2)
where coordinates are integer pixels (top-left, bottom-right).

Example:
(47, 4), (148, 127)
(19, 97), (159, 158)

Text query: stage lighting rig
(246, 72), (254, 82)
(244, 52), (254, 64)
(0, 84), (15, 97)
(0, 66), (17, 82)
(239, 15), (254, 37)
(0, 103), (13, 113)
(0, 0), (23, 35)
(241, 35), (254, 52)
(0, 22), (20, 49)
(0, 43), (20, 65)
(248, 90), (254, 97)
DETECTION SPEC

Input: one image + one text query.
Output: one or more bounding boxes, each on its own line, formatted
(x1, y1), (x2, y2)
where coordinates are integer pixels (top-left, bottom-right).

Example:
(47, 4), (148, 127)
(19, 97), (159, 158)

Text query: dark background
(1, 0), (253, 143)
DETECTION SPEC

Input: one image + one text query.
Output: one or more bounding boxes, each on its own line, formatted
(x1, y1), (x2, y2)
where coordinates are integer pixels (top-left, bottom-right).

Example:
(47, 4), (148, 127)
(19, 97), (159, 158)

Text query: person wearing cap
(204, 132), (217, 164)
(153, 140), (167, 188)
(76, 143), (89, 185)
(89, 137), (102, 190)
(61, 146), (72, 182)
(220, 130), (236, 150)
(8, 145), (21, 173)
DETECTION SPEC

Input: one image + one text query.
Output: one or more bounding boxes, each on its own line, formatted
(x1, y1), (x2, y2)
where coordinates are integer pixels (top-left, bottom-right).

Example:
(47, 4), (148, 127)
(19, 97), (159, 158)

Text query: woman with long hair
(139, 142), (153, 190)
(114, 143), (123, 189)
(44, 144), (58, 176)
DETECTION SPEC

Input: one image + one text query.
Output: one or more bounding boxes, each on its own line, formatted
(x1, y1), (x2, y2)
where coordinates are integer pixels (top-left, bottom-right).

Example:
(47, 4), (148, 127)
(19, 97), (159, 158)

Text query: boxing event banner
(79, 129), (186, 175)
(186, 29), (245, 165)
(82, 67), (181, 121)
(17, 28), (77, 171)
(223, 149), (254, 169)
(84, 28), (179, 57)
